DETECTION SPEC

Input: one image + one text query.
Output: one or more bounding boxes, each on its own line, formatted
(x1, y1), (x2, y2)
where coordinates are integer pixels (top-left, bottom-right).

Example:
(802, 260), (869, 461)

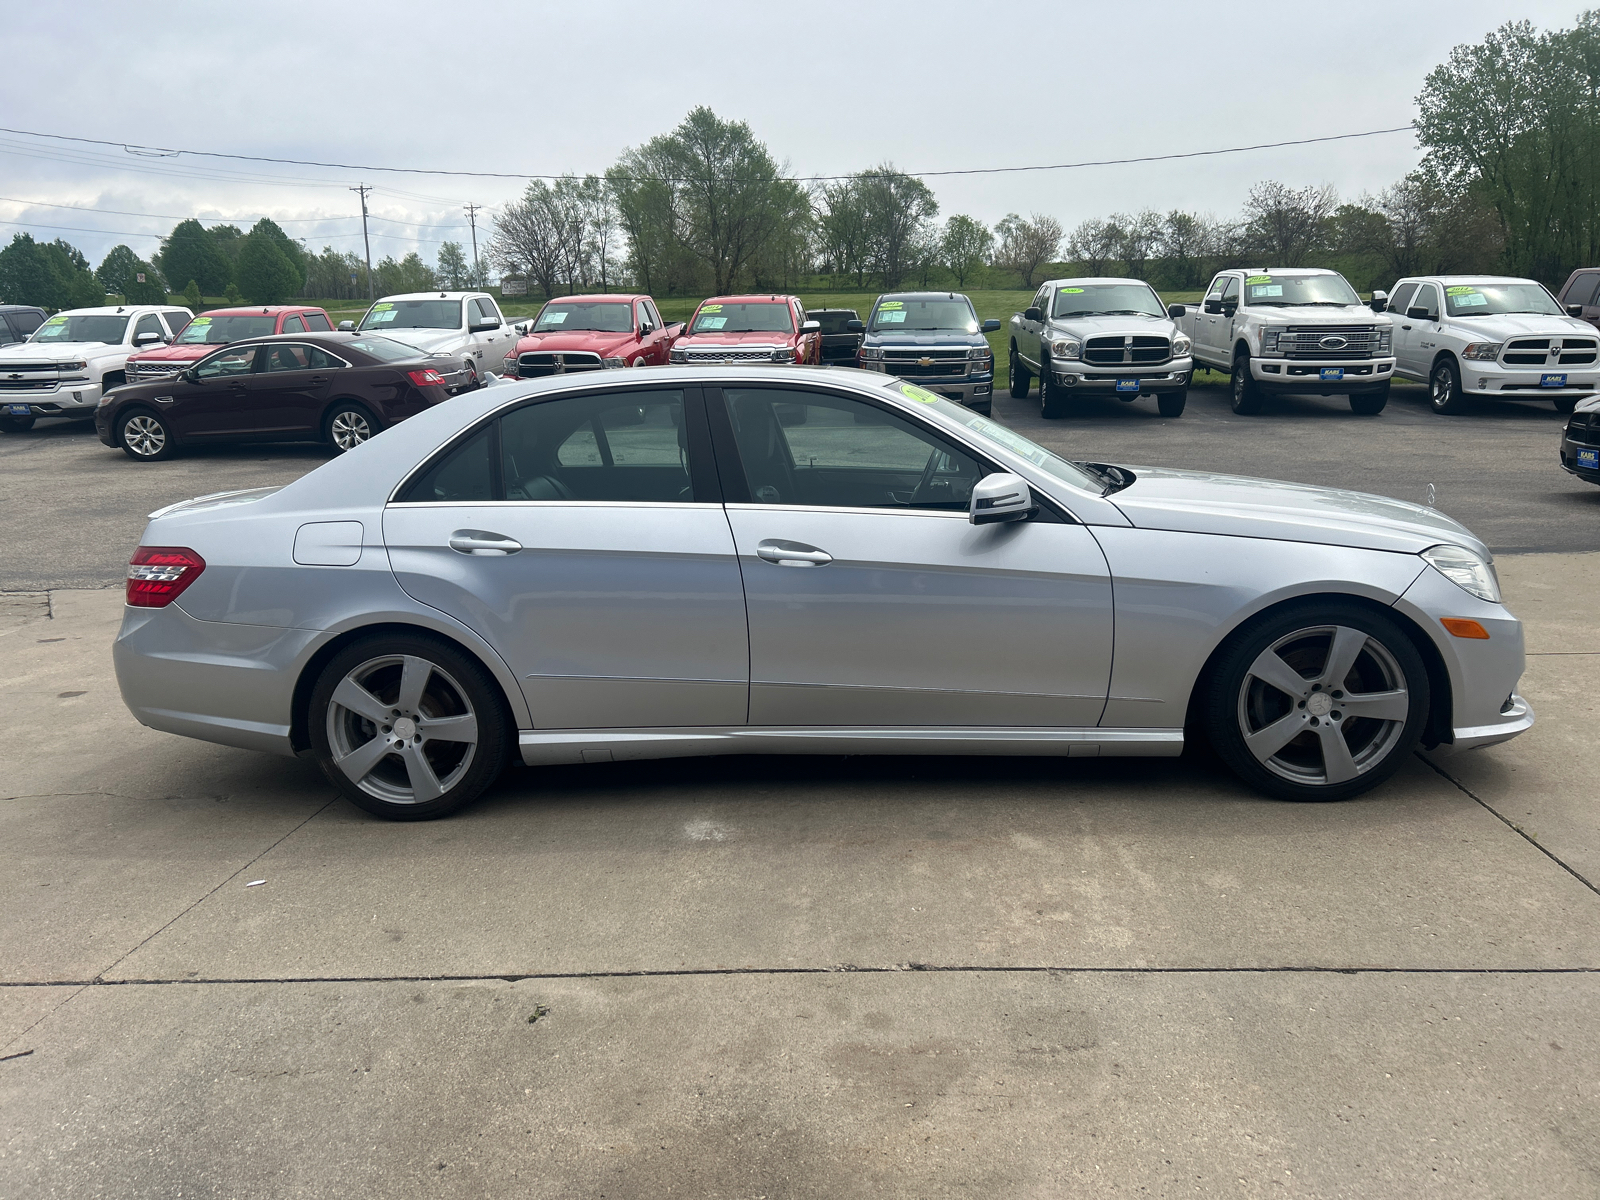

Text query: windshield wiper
(1073, 460), (1135, 496)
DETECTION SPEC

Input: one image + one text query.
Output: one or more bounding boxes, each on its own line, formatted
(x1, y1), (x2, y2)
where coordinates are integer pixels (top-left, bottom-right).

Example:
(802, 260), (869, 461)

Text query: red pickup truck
(124, 305), (335, 381)
(501, 294), (681, 378)
(668, 294), (821, 365)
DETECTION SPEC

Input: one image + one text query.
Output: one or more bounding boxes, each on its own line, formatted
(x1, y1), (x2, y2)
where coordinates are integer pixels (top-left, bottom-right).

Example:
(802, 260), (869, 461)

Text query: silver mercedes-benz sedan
(113, 366), (1532, 820)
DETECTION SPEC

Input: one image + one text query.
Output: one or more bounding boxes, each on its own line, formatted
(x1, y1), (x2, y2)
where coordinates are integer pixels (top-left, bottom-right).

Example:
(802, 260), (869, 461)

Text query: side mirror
(1568, 303), (1585, 317)
(981, 318), (1001, 332)
(800, 320), (821, 332)
(1023, 306), (1042, 322)
(1167, 303), (1186, 319)
(179, 368), (198, 385)
(1203, 299), (1222, 315)
(846, 319), (864, 333)
(338, 320), (355, 332)
(1221, 304), (1237, 318)
(1406, 305), (1432, 320)
(513, 321), (530, 335)
(638, 324), (651, 338)
(969, 472), (1037, 526)
(135, 331), (161, 345)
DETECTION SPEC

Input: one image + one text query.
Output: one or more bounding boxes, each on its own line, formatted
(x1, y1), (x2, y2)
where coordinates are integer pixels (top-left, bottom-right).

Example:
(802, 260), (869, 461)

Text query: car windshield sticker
(369, 310), (397, 324)
(542, 311), (568, 324)
(189, 316), (211, 326)
(1452, 292), (1488, 307)
(896, 383), (940, 403)
(700, 304), (723, 313)
(42, 316), (65, 326)
(698, 316), (727, 330)
(1445, 286), (1476, 295)
(879, 301), (903, 309)
(877, 310), (907, 323)
(1248, 284), (1284, 298)
(370, 303), (392, 311)
(1246, 275), (1271, 285)
(1058, 287), (1084, 294)
(969, 416), (1057, 467)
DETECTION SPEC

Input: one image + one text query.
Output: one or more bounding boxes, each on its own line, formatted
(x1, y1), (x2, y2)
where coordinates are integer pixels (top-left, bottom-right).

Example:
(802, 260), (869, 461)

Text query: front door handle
(1401, 324), (1412, 331)
(449, 529), (522, 555)
(756, 538), (832, 566)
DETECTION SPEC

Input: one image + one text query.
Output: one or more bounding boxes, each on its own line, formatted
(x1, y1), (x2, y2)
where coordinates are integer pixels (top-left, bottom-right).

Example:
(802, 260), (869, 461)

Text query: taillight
(126, 546), (206, 608)
(407, 368), (446, 387)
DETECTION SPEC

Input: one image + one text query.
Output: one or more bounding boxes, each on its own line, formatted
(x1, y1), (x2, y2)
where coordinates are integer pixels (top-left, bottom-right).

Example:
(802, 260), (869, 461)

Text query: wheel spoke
(331, 676), (390, 725)
(1243, 710), (1307, 763)
(398, 743), (444, 802)
(1246, 647), (1311, 700)
(396, 656), (432, 713)
(1320, 626), (1368, 690)
(1317, 723), (1360, 784)
(333, 733), (392, 787)
(1338, 689), (1409, 723)
(419, 712), (478, 745)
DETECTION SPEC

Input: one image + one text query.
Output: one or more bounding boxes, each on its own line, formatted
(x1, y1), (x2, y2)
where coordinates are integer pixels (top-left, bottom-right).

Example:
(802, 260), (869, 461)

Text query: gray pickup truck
(857, 292), (1001, 414)
(1008, 277), (1193, 418)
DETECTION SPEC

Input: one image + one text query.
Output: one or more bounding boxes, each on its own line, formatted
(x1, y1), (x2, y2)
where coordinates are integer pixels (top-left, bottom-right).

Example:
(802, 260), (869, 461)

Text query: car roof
(543, 294), (648, 304)
(806, 307), (857, 313)
(1039, 277), (1151, 288)
(197, 305), (322, 316)
(1407, 275), (1539, 286)
(374, 291), (486, 301)
(1220, 268), (1337, 277)
(696, 294), (796, 304)
(212, 331), (426, 354)
(876, 291), (974, 301)
(0, 303), (46, 312)
(50, 305), (178, 317)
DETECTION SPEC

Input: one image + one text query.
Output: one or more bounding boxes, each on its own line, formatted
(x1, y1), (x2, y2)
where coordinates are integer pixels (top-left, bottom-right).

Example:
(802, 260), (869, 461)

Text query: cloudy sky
(1, 0), (1588, 276)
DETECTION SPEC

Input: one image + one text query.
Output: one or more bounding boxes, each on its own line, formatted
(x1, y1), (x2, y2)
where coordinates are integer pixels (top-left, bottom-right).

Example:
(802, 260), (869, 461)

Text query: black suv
(0, 305), (47, 347)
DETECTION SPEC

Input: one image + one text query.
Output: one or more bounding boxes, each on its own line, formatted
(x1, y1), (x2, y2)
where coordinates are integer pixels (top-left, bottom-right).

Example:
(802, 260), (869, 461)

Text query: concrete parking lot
(2, 379), (1598, 1197)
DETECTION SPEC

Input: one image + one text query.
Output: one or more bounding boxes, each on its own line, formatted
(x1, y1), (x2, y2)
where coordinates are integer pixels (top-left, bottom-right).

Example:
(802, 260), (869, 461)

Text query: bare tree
(1242, 181), (1338, 266)
(996, 212), (1063, 287)
(1064, 217), (1121, 275)
(489, 182), (568, 299)
(1114, 210), (1163, 278)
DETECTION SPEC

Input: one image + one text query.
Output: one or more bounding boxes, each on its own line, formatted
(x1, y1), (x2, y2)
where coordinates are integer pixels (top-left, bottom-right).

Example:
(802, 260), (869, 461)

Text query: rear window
(344, 336), (426, 362)
(808, 310), (859, 334)
(304, 312), (333, 332)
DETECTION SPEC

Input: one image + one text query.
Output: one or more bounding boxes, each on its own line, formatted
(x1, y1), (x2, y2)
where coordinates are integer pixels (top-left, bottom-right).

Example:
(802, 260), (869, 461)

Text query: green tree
(159, 220), (232, 295)
(436, 241), (469, 289)
(0, 234), (103, 310)
(96, 244), (166, 304)
(855, 164), (938, 289)
(224, 283), (243, 305)
(208, 224), (246, 272)
(243, 218), (307, 292)
(373, 252), (438, 296)
(940, 214), (994, 287)
(236, 233), (299, 304)
(183, 279), (203, 307)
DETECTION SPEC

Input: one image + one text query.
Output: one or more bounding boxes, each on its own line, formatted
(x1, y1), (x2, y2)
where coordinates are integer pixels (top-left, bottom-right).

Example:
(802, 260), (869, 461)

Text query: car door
(1196, 276), (1228, 362)
(1385, 282), (1421, 376)
(383, 385), (749, 729)
(168, 345), (261, 438)
(1404, 283), (1443, 371)
(471, 297), (512, 368)
(250, 342), (341, 435)
(642, 299), (671, 363)
(1565, 271), (1600, 333)
(708, 384), (1113, 727)
(1021, 286), (1049, 365)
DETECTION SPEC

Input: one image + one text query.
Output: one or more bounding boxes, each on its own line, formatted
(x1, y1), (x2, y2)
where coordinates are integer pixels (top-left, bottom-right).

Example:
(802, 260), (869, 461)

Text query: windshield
(809, 310), (858, 334)
(345, 336), (426, 362)
(1443, 282), (1562, 317)
(690, 302), (794, 334)
(30, 314), (129, 345)
(174, 314), (278, 345)
(534, 301), (633, 333)
(358, 299), (461, 331)
(1051, 283), (1165, 319)
(870, 297), (978, 334)
(1242, 274), (1361, 307)
(886, 380), (1101, 491)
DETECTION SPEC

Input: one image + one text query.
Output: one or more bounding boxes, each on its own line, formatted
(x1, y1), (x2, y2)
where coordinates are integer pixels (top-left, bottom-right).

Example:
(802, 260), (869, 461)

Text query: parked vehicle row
(125, 305), (335, 380)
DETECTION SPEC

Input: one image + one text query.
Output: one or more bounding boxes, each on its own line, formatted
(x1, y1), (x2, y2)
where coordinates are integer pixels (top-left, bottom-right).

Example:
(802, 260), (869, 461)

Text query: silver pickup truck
(1008, 277), (1193, 418)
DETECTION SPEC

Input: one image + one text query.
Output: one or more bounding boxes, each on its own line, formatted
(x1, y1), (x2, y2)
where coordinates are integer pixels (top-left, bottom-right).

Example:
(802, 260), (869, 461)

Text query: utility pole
(350, 184), (374, 301)
(464, 203), (482, 285)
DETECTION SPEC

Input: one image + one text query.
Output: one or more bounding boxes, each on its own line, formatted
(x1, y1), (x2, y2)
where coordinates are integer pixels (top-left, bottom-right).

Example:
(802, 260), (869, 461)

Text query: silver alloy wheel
(1235, 624), (1410, 786)
(123, 413), (167, 457)
(330, 409), (372, 450)
(325, 653), (480, 804)
(1430, 363), (1454, 409)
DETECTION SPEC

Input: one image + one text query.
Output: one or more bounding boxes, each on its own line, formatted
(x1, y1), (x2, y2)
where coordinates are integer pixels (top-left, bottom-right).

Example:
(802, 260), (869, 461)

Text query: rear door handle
(756, 538), (832, 566)
(449, 529), (522, 555)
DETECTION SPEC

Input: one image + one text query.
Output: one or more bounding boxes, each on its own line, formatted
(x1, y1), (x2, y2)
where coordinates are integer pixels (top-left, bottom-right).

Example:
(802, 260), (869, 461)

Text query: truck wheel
(1554, 395), (1579, 414)
(1428, 358), (1466, 415)
(0, 415), (34, 434)
(1040, 356), (1072, 418)
(1008, 344), (1031, 398)
(1157, 389), (1187, 418)
(1230, 352), (1264, 415)
(1348, 385), (1389, 415)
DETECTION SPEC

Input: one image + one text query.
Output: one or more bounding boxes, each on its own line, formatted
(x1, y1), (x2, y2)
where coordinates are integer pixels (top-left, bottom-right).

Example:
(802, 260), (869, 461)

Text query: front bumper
(1050, 356), (1192, 395)
(1559, 429), (1600, 484)
(1, 382), (103, 418)
(1252, 357), (1394, 393)
(862, 361), (993, 407)
(1461, 360), (1599, 399)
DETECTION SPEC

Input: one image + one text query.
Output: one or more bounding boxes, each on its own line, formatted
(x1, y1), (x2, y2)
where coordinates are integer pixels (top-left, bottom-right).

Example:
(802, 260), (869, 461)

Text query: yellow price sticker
(371, 303), (393, 311)
(1059, 287), (1084, 293)
(1246, 275), (1272, 285)
(897, 383), (940, 404)
(701, 304), (723, 312)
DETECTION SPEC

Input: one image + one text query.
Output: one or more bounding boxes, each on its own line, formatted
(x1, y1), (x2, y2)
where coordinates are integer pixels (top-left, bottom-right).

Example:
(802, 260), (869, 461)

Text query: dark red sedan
(95, 332), (478, 461)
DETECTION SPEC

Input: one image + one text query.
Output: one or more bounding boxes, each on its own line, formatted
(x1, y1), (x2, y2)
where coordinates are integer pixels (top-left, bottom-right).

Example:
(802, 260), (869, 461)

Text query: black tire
(1554, 395), (1579, 414)
(1008, 344), (1031, 398)
(1040, 356), (1072, 418)
(0, 415), (35, 433)
(1428, 357), (1466, 415)
(309, 631), (511, 821)
(325, 401), (379, 452)
(1157, 389), (1187, 418)
(1202, 601), (1430, 803)
(117, 408), (175, 461)
(1348, 384), (1389, 415)
(1230, 352), (1264, 414)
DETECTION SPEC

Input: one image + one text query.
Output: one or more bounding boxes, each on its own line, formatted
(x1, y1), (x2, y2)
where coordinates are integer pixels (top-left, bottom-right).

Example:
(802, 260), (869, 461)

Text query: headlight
(501, 355), (516, 371)
(859, 346), (884, 361)
(1375, 326), (1393, 353)
(968, 345), (992, 361)
(1261, 329), (1281, 354)
(1049, 338), (1081, 359)
(771, 347), (796, 363)
(669, 349), (687, 363)
(1171, 333), (1192, 356)
(61, 360), (88, 371)
(1461, 342), (1502, 361)
(602, 357), (626, 368)
(1422, 543), (1501, 603)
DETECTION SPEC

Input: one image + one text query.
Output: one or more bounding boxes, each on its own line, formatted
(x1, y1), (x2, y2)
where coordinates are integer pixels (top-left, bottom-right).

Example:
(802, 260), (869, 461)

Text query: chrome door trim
(518, 726), (1184, 765)
(725, 502), (969, 520)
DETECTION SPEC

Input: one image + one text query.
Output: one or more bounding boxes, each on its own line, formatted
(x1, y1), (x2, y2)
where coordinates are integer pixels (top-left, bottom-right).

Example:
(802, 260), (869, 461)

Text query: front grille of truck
(516, 351), (604, 377)
(883, 349), (970, 377)
(1278, 326), (1382, 360)
(1565, 412), (1600, 446)
(680, 349), (779, 363)
(127, 361), (183, 380)
(1083, 336), (1170, 365)
(1503, 337), (1597, 366)
(0, 372), (58, 391)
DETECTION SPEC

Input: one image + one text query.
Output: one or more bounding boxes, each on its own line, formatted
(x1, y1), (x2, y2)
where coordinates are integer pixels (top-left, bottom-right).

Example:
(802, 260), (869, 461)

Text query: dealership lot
(2, 374), (1598, 1195)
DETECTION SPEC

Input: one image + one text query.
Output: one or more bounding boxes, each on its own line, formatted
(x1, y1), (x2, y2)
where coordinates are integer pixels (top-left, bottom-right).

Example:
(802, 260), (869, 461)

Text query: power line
(0, 217), (450, 248)
(0, 194), (471, 230)
(0, 122), (1420, 183)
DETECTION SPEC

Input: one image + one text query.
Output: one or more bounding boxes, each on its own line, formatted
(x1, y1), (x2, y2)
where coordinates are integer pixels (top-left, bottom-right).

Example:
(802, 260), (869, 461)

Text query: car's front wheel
(309, 633), (510, 820)
(1040, 356), (1072, 418)
(1157, 388), (1187, 418)
(1429, 357), (1466, 415)
(118, 409), (174, 461)
(1554, 395), (1579, 414)
(1203, 603), (1430, 802)
(1008, 344), (1030, 398)
(1348, 384), (1389, 415)
(1230, 352), (1264, 414)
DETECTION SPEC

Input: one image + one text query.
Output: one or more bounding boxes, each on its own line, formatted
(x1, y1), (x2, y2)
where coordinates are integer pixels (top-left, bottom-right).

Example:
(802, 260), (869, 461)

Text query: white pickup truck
(345, 291), (526, 383)
(1172, 268), (1395, 415)
(1383, 275), (1599, 414)
(0, 304), (194, 433)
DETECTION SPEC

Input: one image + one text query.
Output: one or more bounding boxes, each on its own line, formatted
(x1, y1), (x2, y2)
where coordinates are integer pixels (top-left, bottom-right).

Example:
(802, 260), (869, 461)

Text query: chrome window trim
(386, 499), (720, 510)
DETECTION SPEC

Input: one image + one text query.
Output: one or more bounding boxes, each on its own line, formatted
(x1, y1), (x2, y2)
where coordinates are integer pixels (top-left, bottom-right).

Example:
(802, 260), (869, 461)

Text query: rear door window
(502, 390), (694, 503)
(304, 311), (333, 331)
(163, 311), (192, 336)
(398, 426), (495, 503)
(282, 314), (306, 333)
(1387, 283), (1418, 315)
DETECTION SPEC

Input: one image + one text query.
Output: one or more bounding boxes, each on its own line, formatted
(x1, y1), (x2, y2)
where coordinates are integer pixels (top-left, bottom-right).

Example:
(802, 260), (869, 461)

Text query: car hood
(1106, 465), (1487, 556)
(1247, 304), (1376, 324)
(129, 344), (210, 362)
(1429, 312), (1597, 339)
(514, 331), (635, 355)
(1576, 393), (1600, 414)
(1046, 314), (1176, 337)
(0, 342), (125, 362)
(680, 330), (796, 346)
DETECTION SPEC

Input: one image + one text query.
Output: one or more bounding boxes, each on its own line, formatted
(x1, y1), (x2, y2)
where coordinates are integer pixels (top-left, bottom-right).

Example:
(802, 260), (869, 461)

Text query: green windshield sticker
(371, 303), (393, 312)
(1246, 275), (1271, 285)
(879, 301), (903, 309)
(1059, 287), (1084, 294)
(1445, 286), (1476, 295)
(189, 316), (211, 325)
(897, 383), (940, 403)
(42, 316), (66, 325)
(700, 304), (722, 312)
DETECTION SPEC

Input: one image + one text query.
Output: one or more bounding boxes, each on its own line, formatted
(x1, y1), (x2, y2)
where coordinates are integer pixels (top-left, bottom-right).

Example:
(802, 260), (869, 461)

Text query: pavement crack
(1420, 751), (1600, 899)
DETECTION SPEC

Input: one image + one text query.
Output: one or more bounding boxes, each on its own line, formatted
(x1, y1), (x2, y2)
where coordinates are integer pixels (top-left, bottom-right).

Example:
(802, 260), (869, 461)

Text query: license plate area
(1115, 378), (1140, 393)
(1542, 373), (1568, 388)
(1578, 447), (1600, 470)
(5, 404), (31, 416)
(1320, 367), (1344, 381)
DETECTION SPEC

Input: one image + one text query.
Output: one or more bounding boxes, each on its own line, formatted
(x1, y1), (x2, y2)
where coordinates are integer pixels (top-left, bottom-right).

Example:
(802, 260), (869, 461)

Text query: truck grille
(1564, 412), (1600, 446)
(0, 366), (59, 391)
(1277, 326), (1383, 360)
(679, 349), (779, 363)
(1083, 336), (1170, 365)
(883, 349), (970, 377)
(1503, 337), (1598, 366)
(127, 361), (183, 380)
(516, 351), (604, 377)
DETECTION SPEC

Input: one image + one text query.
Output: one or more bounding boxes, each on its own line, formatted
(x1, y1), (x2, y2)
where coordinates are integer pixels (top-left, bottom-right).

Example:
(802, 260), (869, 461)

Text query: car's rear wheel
(1203, 603), (1429, 802)
(326, 402), (378, 452)
(1008, 344), (1031, 398)
(1429, 357), (1466, 414)
(1230, 352), (1264, 414)
(0, 415), (34, 434)
(309, 633), (510, 821)
(1348, 384), (1389, 415)
(118, 409), (174, 461)
(1157, 388), (1187, 418)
